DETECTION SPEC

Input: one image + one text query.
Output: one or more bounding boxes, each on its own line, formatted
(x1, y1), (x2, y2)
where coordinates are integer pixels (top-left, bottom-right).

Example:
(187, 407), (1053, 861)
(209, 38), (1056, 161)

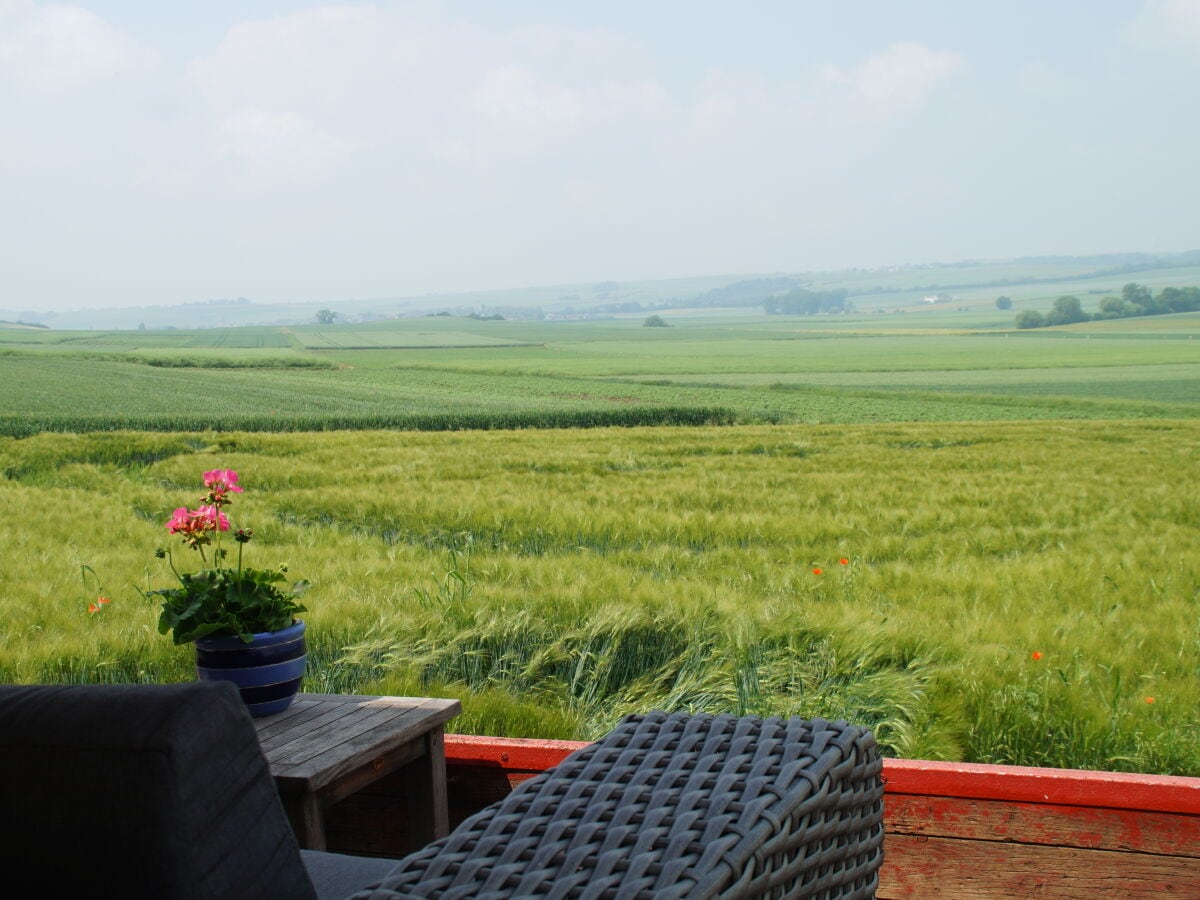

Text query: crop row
(0, 407), (741, 439)
(4, 351), (1197, 437)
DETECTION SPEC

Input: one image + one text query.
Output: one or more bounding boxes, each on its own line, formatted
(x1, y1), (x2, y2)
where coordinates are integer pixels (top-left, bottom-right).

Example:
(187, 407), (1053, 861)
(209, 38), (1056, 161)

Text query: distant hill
(6, 250), (1198, 331)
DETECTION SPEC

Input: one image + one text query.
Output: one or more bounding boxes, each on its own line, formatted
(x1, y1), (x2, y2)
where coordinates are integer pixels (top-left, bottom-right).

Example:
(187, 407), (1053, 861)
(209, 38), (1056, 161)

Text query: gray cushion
(302, 850), (404, 899)
(0, 681), (318, 899)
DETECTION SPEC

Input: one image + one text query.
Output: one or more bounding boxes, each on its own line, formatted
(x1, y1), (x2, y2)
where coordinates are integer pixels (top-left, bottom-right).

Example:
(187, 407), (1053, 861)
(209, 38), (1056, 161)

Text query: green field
(1, 298), (1198, 775)
(2, 312), (1199, 434)
(2, 423), (1196, 774)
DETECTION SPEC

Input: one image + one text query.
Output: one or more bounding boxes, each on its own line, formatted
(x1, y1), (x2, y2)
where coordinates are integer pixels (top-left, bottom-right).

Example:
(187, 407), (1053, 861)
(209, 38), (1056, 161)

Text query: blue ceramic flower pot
(194, 619), (306, 717)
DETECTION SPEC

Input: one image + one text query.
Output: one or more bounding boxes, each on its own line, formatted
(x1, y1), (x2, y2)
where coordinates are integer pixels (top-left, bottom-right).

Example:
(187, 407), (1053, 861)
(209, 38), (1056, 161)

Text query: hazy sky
(3, 1), (1199, 312)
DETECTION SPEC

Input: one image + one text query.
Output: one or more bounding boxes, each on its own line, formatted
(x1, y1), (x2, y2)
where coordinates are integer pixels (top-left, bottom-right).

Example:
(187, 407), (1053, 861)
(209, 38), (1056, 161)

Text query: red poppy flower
(1145, 697), (1155, 704)
(838, 558), (849, 566)
(812, 567), (823, 575)
(87, 604), (99, 614)
(1031, 651), (1043, 661)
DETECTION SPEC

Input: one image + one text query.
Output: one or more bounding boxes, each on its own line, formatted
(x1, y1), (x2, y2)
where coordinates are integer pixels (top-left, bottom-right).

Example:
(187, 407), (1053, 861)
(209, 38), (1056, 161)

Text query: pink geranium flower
(203, 469), (244, 492)
(197, 505), (231, 532)
(165, 504), (228, 550)
(203, 469), (244, 506)
(165, 507), (191, 533)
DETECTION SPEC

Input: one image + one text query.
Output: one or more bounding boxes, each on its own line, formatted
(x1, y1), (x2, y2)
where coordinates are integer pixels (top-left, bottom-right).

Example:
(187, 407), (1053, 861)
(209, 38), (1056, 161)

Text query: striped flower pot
(194, 620), (307, 717)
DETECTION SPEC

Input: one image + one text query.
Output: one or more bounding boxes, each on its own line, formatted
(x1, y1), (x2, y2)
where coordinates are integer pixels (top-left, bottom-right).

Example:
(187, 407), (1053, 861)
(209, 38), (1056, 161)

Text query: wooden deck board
(878, 834), (1200, 898)
(885, 794), (1200, 858)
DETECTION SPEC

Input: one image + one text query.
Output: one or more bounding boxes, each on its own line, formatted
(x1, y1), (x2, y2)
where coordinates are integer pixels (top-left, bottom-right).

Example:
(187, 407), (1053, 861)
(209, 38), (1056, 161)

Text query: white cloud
(187, 6), (408, 117)
(471, 65), (584, 147)
(213, 107), (360, 181)
(682, 43), (962, 150)
(1130, 0), (1200, 50)
(0, 1), (150, 89)
(690, 70), (771, 137)
(186, 7), (674, 175)
(822, 41), (964, 113)
(187, 6), (413, 179)
(502, 23), (650, 77)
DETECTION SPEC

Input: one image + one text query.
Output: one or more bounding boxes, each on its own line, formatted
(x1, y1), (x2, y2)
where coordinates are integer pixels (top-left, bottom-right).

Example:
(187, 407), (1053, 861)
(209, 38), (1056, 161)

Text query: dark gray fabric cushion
(0, 681), (318, 900)
(301, 850), (404, 899)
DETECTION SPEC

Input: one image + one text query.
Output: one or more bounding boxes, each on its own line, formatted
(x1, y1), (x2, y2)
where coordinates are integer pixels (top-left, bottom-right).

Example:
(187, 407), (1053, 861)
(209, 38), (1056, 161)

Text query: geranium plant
(149, 469), (308, 645)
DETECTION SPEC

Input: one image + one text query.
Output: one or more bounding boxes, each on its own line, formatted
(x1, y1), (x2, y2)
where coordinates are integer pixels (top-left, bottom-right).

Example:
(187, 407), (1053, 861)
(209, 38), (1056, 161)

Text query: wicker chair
(0, 682), (882, 899)
(354, 711), (884, 899)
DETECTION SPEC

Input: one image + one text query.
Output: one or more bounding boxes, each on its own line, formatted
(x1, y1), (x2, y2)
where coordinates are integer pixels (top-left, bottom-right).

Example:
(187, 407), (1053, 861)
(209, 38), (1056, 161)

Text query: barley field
(2, 422), (1196, 775)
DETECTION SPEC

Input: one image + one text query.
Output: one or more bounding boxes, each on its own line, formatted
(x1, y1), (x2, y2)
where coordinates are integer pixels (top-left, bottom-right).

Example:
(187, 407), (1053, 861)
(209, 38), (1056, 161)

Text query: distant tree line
(426, 307), (544, 320)
(1014, 283), (1200, 329)
(559, 275), (867, 318)
(764, 288), (850, 315)
(703, 277), (803, 307)
(591, 300), (648, 314)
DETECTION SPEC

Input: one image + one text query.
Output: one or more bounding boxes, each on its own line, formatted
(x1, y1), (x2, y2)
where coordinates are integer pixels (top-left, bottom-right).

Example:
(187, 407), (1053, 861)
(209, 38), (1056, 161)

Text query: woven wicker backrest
(358, 711), (883, 899)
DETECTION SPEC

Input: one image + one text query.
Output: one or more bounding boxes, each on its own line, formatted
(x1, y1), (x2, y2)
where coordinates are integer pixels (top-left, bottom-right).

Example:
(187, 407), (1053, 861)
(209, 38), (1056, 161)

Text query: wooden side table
(253, 693), (461, 851)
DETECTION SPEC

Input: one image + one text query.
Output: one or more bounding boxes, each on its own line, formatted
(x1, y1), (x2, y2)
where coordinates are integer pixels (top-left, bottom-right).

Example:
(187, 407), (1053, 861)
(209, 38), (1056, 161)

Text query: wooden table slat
(259, 696), (455, 754)
(264, 702), (407, 759)
(252, 693), (323, 729)
(275, 702), (458, 788)
(256, 701), (365, 751)
(267, 699), (457, 762)
(270, 704), (431, 772)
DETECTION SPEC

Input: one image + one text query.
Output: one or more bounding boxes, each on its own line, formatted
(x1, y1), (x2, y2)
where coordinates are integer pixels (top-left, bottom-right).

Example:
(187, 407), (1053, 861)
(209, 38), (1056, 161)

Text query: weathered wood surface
(882, 756), (1200, 815)
(257, 693), (460, 792)
(885, 794), (1200, 857)
(878, 834), (1200, 898)
(253, 693), (461, 851)
(879, 757), (1200, 897)
(443, 735), (1200, 898)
